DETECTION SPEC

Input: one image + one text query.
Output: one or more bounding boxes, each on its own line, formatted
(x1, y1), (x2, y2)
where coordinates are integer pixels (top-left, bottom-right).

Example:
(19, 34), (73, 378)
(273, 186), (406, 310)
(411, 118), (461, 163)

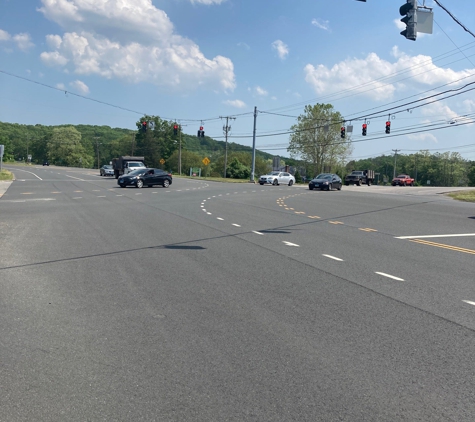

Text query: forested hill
(0, 121), (275, 163)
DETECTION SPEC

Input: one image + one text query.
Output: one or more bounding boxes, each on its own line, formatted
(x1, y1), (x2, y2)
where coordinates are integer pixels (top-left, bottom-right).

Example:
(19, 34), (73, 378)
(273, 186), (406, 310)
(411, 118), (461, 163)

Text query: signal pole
(220, 116), (236, 178)
(392, 149), (400, 179)
(250, 106), (257, 183)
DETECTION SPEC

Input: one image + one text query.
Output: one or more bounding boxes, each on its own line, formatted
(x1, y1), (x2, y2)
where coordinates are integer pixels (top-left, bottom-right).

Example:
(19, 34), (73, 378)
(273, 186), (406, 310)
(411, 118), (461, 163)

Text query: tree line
(1, 103), (474, 186)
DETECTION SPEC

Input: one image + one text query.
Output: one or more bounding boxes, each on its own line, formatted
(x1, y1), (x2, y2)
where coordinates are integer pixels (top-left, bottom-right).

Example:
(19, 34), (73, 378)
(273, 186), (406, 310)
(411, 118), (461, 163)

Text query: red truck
(392, 174), (414, 186)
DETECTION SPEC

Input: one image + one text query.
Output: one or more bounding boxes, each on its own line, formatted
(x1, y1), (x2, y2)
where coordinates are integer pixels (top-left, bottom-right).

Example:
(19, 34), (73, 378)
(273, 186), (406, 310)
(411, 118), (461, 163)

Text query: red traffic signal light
(385, 121), (391, 134)
(362, 123), (367, 136)
(198, 126), (205, 137)
(141, 121), (147, 132)
(173, 124), (178, 135)
(340, 126), (346, 139)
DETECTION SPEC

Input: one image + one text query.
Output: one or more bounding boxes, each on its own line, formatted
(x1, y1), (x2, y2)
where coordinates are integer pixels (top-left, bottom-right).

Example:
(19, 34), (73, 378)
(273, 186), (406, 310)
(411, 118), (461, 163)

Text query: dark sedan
(309, 173), (342, 191)
(118, 168), (172, 188)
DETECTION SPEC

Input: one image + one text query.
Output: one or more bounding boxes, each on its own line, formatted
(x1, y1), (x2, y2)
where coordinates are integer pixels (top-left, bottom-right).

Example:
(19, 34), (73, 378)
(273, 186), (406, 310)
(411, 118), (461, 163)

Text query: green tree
(288, 104), (352, 176)
(226, 157), (250, 179)
(47, 126), (93, 167)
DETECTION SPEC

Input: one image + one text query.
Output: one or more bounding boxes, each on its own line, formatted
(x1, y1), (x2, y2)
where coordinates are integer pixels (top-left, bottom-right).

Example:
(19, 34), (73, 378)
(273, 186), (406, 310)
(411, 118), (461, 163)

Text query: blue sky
(1, 0), (475, 161)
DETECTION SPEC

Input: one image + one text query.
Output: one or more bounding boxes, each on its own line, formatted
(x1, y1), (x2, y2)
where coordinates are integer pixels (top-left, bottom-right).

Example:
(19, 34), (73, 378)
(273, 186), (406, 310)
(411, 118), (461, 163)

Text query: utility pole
(392, 149), (400, 179)
(250, 106), (257, 183)
(94, 136), (101, 169)
(220, 116), (236, 178)
(177, 123), (187, 176)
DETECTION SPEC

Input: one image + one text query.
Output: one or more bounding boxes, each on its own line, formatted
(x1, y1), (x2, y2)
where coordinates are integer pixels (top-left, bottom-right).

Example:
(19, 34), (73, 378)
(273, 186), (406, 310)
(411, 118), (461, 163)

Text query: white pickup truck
(259, 171), (295, 186)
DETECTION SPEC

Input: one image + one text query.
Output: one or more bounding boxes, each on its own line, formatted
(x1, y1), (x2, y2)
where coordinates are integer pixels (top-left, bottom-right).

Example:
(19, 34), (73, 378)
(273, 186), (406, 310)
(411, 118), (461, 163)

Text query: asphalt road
(1, 164), (475, 421)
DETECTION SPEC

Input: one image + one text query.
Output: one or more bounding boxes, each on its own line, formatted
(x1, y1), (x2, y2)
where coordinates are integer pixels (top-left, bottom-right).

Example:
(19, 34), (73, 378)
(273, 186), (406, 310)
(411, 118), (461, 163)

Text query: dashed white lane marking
(462, 300), (475, 306)
(396, 233), (475, 239)
(73, 197), (83, 200)
(322, 254), (344, 261)
(97, 195), (107, 198)
(283, 241), (300, 247)
(217, 217), (224, 220)
(375, 272), (405, 281)
(207, 212), (212, 215)
(232, 224), (241, 227)
(66, 174), (85, 181)
(253, 231), (264, 235)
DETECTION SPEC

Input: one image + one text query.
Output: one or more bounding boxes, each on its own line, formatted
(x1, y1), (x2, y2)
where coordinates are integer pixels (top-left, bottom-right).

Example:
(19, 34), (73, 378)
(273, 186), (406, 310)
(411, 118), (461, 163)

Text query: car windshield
(129, 162), (145, 168)
(396, 175), (407, 178)
(103, 165), (112, 169)
(128, 169), (148, 176)
(270, 171), (281, 176)
(315, 174), (331, 179)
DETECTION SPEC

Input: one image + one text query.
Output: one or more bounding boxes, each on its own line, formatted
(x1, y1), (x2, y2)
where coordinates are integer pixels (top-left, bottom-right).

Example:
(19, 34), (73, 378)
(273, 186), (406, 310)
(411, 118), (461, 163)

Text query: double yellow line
(410, 239), (475, 255)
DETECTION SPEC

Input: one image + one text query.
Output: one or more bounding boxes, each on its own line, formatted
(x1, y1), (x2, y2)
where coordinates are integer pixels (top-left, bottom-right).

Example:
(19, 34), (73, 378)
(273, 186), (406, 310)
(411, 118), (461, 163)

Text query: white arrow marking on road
(322, 254), (343, 261)
(375, 272), (405, 281)
(283, 241), (300, 247)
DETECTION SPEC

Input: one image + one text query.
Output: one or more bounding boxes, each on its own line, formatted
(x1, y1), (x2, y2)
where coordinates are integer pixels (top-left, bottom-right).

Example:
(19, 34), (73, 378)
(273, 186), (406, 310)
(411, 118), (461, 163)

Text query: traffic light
(173, 125), (178, 135)
(198, 126), (205, 137)
(142, 121), (147, 133)
(362, 123), (367, 136)
(400, 0), (417, 41)
(341, 127), (346, 139)
(385, 121), (391, 134)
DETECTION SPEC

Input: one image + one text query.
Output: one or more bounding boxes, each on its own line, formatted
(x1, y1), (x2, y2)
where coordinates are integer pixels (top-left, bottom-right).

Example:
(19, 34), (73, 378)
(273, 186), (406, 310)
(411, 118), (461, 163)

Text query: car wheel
(273, 179), (278, 186)
(259, 182), (264, 185)
(367, 180), (371, 186)
(337, 184), (341, 190)
(403, 182), (406, 186)
(162, 179), (170, 188)
(309, 185), (314, 190)
(288, 180), (293, 186)
(328, 184), (332, 191)
(136, 179), (144, 188)
(357, 180), (362, 186)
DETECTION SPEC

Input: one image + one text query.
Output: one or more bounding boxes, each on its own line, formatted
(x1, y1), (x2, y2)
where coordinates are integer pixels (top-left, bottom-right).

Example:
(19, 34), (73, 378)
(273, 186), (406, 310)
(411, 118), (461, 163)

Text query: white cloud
(13, 33), (34, 51)
(304, 48), (475, 101)
(38, 0), (236, 92)
(223, 99), (246, 108)
(0, 29), (11, 41)
(237, 42), (250, 50)
(311, 18), (330, 31)
(70, 79), (90, 94)
(56, 82), (66, 90)
(272, 40), (288, 60)
(255, 86), (268, 96)
(407, 132), (438, 144)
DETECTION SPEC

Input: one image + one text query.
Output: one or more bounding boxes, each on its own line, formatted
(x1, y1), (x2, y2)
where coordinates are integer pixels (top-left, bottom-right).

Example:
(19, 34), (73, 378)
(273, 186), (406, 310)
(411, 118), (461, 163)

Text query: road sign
(160, 158), (165, 165)
(202, 157), (210, 166)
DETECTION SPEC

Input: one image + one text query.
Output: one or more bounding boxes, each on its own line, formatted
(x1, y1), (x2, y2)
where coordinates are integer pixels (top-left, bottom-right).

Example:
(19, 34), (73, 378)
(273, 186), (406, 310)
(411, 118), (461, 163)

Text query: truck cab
(124, 161), (145, 174)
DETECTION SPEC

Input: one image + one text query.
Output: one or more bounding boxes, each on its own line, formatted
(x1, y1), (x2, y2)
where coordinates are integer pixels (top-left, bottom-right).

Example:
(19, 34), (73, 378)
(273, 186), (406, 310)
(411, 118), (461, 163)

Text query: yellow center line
(329, 221), (344, 225)
(359, 228), (378, 232)
(308, 216), (321, 219)
(410, 239), (475, 255)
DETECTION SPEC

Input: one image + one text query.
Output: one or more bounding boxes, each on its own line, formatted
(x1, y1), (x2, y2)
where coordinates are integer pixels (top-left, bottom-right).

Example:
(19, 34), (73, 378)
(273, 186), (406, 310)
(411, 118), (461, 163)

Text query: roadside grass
(0, 169), (13, 181)
(447, 190), (475, 202)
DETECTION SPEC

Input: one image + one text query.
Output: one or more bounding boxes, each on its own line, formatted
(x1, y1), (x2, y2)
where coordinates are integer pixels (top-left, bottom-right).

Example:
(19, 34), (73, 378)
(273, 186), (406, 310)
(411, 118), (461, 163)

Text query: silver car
(100, 165), (114, 176)
(259, 171), (295, 186)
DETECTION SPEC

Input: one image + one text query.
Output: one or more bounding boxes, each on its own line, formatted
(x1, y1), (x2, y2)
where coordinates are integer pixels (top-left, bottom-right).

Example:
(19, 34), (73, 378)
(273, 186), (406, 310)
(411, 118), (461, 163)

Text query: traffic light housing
(341, 127), (346, 139)
(400, 0), (417, 41)
(141, 121), (147, 133)
(173, 125), (178, 136)
(362, 123), (367, 136)
(198, 126), (205, 138)
(385, 121), (391, 134)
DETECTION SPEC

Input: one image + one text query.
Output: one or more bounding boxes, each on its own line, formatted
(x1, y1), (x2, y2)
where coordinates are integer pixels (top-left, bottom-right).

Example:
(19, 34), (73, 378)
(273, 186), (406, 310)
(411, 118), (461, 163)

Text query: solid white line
(232, 224), (241, 227)
(217, 217), (224, 220)
(283, 241), (300, 247)
(396, 233), (475, 239)
(375, 272), (405, 281)
(322, 254), (343, 261)
(462, 300), (475, 306)
(252, 231), (264, 235)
